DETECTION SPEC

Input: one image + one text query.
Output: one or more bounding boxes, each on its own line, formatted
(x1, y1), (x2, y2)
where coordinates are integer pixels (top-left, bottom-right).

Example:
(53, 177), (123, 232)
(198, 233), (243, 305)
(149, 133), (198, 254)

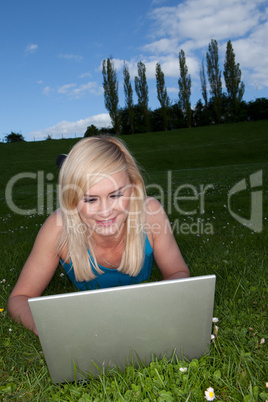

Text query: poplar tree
(123, 62), (134, 134)
(206, 39), (222, 124)
(178, 49), (192, 128)
(155, 62), (170, 131)
(224, 40), (245, 119)
(200, 58), (208, 108)
(102, 57), (120, 134)
(135, 61), (150, 132)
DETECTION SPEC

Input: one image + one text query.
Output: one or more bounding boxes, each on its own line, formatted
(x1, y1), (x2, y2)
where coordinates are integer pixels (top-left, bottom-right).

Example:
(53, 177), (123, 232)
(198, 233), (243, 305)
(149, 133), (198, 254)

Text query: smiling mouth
(95, 217), (117, 227)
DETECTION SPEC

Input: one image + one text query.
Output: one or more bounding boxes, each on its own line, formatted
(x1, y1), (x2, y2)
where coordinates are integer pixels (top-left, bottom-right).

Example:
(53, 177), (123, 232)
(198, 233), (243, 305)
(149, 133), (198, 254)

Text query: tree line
(3, 38), (268, 142)
(96, 38), (268, 136)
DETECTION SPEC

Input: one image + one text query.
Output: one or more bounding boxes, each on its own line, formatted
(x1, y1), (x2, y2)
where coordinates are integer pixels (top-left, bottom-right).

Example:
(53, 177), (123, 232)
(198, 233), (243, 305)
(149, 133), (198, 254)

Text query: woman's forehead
(84, 171), (131, 195)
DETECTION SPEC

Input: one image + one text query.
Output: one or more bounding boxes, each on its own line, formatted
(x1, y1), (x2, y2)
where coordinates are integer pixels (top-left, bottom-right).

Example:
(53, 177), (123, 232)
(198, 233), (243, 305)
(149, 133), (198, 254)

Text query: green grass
(0, 120), (267, 401)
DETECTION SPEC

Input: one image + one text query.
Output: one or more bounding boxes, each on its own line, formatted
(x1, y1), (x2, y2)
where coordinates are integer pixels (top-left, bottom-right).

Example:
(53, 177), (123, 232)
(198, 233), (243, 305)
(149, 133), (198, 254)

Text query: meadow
(0, 120), (267, 401)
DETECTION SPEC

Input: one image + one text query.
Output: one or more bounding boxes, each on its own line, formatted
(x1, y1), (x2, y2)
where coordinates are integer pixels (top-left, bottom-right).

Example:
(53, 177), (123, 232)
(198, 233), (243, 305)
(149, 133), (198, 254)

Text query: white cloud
(144, 0), (268, 94)
(167, 86), (178, 94)
(73, 82), (102, 97)
(113, 54), (199, 80)
(43, 86), (54, 95)
(25, 44), (38, 55)
(116, 59), (139, 78)
(151, 0), (170, 4)
(97, 58), (126, 74)
(99, 56), (181, 81)
(149, 0), (261, 44)
(113, 1), (265, 85)
(161, 54), (199, 77)
(29, 114), (111, 140)
(231, 21), (268, 89)
(143, 38), (179, 55)
(58, 53), (83, 62)
(79, 72), (92, 78)
(57, 81), (102, 97)
(58, 83), (77, 94)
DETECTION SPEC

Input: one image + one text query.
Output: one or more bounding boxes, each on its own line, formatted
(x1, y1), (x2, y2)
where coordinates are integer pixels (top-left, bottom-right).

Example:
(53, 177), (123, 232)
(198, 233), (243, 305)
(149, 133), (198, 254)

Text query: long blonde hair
(58, 136), (146, 282)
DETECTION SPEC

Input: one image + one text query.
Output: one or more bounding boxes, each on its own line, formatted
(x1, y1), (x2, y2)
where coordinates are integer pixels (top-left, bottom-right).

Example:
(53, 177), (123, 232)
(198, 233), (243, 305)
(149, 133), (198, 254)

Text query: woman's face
(77, 171), (133, 239)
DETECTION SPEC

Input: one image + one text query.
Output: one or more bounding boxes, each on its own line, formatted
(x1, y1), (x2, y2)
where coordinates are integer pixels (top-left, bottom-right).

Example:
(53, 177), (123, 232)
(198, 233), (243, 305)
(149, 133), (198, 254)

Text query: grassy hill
(1, 120), (267, 174)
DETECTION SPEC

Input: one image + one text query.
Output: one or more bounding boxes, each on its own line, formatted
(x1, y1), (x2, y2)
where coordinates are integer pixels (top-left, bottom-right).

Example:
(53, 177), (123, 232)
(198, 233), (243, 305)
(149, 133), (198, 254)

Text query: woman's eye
(84, 198), (97, 203)
(111, 193), (123, 199)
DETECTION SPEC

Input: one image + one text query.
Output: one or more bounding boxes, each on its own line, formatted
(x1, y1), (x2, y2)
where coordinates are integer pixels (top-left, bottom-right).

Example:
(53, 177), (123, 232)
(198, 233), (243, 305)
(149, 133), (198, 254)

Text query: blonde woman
(8, 136), (189, 335)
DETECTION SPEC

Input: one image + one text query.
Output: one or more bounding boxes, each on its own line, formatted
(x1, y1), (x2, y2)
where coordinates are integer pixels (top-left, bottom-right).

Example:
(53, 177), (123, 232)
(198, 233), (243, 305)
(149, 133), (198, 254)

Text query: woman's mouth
(95, 217), (117, 227)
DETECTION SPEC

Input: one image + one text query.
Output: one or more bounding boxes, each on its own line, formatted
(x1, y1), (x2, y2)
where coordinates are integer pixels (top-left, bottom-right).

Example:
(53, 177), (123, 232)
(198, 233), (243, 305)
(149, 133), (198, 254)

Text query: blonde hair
(58, 136), (146, 282)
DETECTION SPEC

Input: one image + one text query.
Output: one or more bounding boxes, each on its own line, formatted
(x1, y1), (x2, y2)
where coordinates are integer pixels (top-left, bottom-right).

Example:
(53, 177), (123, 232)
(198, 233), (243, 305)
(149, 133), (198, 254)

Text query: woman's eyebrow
(109, 185), (127, 194)
(84, 185), (127, 198)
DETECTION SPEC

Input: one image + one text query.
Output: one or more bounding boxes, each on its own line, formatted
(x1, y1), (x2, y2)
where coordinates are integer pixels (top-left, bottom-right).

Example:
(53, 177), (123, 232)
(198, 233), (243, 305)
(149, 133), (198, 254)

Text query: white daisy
(205, 387), (215, 401)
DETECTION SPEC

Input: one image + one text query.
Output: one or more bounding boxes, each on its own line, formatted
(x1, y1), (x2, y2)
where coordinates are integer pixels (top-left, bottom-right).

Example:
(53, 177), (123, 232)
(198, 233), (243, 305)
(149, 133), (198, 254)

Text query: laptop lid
(29, 275), (216, 383)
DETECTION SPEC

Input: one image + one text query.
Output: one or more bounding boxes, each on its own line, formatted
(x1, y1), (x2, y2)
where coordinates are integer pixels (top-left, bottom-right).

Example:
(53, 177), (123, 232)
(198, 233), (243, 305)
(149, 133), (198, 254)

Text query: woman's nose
(98, 199), (113, 217)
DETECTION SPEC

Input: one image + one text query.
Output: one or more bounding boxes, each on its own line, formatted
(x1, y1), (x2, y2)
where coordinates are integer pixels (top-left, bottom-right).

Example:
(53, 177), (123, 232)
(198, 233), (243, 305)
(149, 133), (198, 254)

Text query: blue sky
(1, 0), (267, 141)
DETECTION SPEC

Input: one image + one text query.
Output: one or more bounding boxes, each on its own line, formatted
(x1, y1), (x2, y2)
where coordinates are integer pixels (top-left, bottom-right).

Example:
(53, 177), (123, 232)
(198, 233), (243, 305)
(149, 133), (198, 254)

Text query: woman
(8, 136), (189, 335)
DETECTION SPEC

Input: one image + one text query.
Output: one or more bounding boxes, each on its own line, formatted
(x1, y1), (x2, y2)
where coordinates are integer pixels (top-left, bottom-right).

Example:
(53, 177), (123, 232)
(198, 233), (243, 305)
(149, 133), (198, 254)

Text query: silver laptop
(29, 275), (216, 383)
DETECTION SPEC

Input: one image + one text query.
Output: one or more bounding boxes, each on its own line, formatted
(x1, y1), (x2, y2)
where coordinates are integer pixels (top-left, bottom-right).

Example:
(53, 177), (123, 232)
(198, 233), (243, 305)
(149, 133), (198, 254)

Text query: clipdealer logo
(228, 170), (263, 233)
(4, 169), (264, 234)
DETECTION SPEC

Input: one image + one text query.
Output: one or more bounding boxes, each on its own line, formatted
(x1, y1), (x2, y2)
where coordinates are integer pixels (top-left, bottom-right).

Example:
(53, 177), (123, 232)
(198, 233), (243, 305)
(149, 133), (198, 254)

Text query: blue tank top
(60, 234), (153, 291)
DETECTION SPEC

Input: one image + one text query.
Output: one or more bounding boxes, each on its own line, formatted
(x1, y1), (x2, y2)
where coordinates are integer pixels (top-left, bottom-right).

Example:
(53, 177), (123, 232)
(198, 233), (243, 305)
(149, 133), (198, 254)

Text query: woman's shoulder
(27, 210), (65, 261)
(145, 197), (166, 221)
(144, 197), (168, 248)
(43, 209), (63, 228)
(38, 209), (63, 241)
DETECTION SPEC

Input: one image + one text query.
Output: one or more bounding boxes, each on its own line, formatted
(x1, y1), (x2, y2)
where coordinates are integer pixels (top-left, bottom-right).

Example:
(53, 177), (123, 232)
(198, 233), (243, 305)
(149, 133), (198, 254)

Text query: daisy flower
(212, 317), (219, 323)
(205, 387), (215, 401)
(179, 367), (187, 372)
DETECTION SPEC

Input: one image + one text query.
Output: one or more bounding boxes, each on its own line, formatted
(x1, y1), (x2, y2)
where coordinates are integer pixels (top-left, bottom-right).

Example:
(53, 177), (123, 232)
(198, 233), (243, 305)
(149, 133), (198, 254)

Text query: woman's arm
(146, 198), (190, 280)
(7, 211), (62, 335)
